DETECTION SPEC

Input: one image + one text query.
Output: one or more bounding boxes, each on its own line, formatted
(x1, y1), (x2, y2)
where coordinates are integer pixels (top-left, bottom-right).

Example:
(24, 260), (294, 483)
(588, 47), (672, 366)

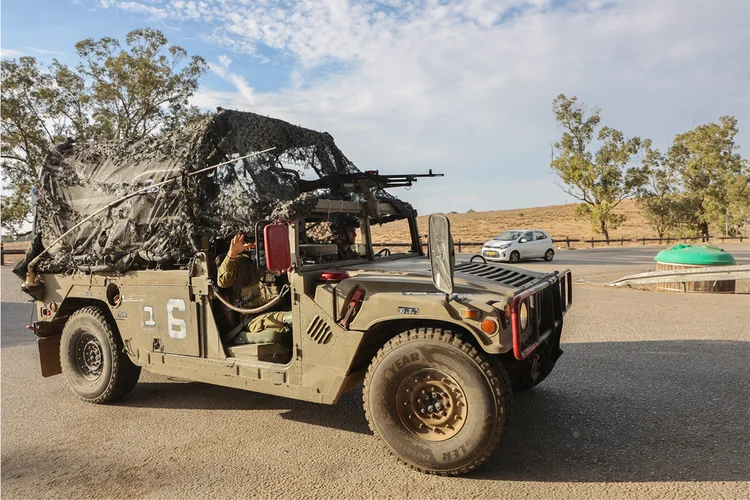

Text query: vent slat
(306, 315), (333, 345)
(456, 262), (539, 289)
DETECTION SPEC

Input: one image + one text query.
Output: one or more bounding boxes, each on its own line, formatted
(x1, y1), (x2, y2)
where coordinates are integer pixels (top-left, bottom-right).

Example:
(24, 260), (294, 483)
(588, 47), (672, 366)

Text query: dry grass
(1, 199), (738, 266)
(371, 198), (730, 251)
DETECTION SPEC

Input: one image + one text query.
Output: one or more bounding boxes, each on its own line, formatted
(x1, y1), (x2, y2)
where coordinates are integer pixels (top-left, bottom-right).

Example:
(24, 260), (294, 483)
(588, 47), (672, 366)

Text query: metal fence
(373, 235), (746, 252)
(0, 244), (24, 266)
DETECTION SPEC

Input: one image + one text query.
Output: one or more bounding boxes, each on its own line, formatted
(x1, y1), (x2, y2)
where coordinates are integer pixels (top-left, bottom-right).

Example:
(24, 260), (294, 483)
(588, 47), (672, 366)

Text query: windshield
(299, 204), (423, 267)
(494, 230), (523, 241)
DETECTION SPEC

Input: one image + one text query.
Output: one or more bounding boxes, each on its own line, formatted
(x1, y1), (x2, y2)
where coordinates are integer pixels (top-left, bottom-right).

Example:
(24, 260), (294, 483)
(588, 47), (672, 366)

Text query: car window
(535, 232), (547, 240)
(495, 230), (523, 241)
(522, 231), (534, 241)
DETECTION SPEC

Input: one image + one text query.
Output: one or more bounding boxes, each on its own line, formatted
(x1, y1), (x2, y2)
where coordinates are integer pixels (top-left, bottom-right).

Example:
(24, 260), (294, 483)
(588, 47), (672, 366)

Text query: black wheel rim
(75, 332), (104, 381)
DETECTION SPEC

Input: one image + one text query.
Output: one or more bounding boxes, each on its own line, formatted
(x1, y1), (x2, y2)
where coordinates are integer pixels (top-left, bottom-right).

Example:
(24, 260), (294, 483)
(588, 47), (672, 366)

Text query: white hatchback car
(481, 229), (555, 263)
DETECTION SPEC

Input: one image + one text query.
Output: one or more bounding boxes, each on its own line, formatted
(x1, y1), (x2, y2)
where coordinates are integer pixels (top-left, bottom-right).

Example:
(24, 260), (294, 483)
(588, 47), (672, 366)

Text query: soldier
(330, 214), (360, 260)
(217, 233), (292, 344)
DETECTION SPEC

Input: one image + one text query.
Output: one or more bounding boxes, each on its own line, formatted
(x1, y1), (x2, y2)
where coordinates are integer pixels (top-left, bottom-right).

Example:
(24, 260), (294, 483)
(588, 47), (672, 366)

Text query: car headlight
(498, 243), (511, 249)
(519, 301), (529, 331)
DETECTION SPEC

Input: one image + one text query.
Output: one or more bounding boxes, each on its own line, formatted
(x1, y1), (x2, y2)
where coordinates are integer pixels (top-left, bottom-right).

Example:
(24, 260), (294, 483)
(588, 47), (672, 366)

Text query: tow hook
(529, 354), (539, 381)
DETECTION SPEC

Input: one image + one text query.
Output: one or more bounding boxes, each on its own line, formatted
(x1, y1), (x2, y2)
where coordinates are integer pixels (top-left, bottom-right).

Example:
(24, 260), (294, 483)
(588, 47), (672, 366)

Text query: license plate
(486, 251), (498, 257)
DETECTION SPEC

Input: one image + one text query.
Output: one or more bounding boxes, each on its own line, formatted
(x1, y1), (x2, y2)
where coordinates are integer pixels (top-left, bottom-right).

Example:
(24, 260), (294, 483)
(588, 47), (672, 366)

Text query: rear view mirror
(264, 224), (291, 272)
(520, 238), (528, 243)
(428, 215), (455, 295)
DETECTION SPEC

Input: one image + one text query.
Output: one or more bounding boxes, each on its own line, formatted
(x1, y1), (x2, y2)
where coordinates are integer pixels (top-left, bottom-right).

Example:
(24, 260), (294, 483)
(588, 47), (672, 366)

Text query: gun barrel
(294, 170), (443, 193)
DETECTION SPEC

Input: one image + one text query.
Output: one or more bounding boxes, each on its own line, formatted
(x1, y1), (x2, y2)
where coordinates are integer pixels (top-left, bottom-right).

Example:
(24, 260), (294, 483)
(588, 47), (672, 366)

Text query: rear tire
(60, 306), (140, 403)
(544, 249), (555, 262)
(509, 251), (520, 263)
(363, 328), (512, 476)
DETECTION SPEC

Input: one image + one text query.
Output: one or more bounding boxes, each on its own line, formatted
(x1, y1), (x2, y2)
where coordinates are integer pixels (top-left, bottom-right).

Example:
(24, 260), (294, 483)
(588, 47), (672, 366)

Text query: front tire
(60, 306), (141, 403)
(509, 251), (520, 263)
(363, 328), (511, 476)
(544, 249), (555, 262)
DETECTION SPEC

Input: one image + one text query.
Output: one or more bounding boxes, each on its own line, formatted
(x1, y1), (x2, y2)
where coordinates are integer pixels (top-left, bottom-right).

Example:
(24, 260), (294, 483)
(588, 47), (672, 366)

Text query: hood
(484, 240), (513, 248)
(331, 256), (547, 296)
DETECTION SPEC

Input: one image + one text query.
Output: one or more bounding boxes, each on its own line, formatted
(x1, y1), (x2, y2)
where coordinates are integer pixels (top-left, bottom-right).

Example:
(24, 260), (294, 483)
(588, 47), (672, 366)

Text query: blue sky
(2, 0), (749, 216)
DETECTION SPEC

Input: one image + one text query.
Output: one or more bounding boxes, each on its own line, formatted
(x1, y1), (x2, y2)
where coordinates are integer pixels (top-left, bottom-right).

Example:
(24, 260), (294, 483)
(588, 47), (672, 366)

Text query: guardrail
(373, 237), (583, 252)
(374, 234), (746, 252)
(0, 243), (25, 266)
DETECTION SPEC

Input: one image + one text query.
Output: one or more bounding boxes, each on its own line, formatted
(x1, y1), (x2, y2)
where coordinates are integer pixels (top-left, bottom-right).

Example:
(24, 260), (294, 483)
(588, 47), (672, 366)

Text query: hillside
(370, 198), (720, 250)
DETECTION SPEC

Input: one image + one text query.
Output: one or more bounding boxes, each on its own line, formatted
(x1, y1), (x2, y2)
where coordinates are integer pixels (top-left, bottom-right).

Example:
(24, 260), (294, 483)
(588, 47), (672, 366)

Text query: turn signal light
(460, 309), (480, 319)
(480, 318), (498, 335)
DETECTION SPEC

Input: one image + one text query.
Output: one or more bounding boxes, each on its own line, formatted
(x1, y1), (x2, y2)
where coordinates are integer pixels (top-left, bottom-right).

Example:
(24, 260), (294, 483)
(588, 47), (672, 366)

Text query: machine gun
(291, 169), (444, 195)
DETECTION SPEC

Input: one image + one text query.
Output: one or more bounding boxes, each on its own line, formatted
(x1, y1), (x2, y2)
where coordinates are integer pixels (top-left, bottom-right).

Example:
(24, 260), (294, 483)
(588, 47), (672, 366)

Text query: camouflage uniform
(337, 244), (358, 260)
(217, 254), (287, 338)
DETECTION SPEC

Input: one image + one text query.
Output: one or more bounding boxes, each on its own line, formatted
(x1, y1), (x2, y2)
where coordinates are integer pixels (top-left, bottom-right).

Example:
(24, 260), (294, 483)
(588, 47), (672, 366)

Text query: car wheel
(60, 306), (141, 403)
(363, 328), (512, 476)
(509, 251), (520, 263)
(544, 249), (554, 262)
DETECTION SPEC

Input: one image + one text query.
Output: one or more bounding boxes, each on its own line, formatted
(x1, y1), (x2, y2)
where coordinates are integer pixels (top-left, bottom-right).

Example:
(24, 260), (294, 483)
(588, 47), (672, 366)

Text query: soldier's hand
(228, 233), (255, 258)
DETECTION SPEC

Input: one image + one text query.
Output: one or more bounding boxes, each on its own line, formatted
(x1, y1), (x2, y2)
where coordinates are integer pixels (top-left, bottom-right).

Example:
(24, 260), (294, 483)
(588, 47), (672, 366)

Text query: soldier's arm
(217, 256), (238, 288)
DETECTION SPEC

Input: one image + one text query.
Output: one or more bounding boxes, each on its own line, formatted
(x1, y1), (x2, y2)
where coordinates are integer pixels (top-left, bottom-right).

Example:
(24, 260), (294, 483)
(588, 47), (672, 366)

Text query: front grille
(455, 262), (537, 288)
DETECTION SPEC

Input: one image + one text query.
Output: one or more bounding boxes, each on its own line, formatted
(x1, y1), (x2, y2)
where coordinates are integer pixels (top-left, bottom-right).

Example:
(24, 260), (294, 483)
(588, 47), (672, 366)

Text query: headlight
(519, 302), (529, 331)
(498, 243), (511, 249)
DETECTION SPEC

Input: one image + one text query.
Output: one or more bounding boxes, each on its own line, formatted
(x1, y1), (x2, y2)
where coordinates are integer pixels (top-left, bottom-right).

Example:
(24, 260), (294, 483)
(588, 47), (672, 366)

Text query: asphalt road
(2, 247), (749, 498)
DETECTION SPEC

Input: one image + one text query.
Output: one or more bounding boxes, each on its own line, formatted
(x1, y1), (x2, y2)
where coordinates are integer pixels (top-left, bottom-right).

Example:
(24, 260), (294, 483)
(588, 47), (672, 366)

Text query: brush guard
(510, 270), (572, 360)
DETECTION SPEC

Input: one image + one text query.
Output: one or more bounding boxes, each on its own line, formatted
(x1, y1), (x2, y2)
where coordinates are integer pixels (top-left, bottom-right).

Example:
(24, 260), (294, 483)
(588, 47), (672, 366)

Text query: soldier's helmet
(329, 214), (360, 235)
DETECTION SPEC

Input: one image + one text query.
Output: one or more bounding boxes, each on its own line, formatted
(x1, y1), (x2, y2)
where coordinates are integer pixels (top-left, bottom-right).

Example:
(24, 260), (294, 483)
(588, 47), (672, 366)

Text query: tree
(550, 94), (646, 240)
(75, 28), (207, 139)
(667, 116), (749, 238)
(635, 142), (697, 238)
(1, 57), (66, 238)
(1, 29), (208, 237)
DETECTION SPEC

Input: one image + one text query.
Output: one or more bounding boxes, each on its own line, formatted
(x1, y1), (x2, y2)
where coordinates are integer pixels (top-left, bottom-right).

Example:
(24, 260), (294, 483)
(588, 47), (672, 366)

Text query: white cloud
(21, 47), (66, 55)
(1, 49), (25, 58)
(99, 0), (750, 214)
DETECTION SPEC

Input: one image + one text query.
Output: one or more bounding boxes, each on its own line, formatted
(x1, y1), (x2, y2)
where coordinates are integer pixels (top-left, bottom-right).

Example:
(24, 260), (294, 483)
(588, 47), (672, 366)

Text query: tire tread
(362, 327), (511, 476)
(60, 305), (140, 404)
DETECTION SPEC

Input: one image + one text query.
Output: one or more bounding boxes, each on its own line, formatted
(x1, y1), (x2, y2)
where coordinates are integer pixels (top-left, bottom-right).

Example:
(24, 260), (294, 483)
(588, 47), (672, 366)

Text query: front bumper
(481, 247), (510, 261)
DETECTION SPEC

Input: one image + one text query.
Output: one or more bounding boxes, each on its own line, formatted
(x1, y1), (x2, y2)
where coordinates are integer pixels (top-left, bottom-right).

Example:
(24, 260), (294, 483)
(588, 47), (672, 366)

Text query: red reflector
(48, 302), (57, 312)
(320, 271), (350, 281)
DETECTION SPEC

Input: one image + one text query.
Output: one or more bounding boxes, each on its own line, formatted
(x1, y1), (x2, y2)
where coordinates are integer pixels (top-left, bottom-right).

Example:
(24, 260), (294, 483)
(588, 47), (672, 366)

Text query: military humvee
(19, 111), (572, 476)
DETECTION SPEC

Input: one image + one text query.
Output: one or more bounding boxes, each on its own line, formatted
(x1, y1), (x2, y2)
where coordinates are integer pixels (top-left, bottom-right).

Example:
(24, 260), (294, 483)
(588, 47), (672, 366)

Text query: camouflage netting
(15, 109), (414, 277)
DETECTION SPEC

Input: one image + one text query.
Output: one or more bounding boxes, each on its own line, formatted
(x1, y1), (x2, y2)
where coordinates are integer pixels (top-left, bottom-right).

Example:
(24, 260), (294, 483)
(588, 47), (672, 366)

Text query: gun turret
(293, 169), (444, 194)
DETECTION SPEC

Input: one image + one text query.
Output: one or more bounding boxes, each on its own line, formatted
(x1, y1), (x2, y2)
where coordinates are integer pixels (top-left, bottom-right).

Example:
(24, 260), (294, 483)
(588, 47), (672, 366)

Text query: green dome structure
(654, 244), (736, 266)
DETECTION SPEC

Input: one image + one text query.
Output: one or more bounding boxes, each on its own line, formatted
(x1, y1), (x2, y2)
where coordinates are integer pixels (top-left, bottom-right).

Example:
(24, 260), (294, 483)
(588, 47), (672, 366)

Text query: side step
(226, 342), (290, 363)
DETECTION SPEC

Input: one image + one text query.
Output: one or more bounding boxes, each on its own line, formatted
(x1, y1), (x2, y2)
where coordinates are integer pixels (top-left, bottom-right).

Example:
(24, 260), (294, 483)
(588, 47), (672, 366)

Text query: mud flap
(38, 334), (62, 377)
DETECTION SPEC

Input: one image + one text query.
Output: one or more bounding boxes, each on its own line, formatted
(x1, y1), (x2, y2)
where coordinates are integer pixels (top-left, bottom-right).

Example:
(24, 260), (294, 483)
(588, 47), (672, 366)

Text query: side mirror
(428, 215), (455, 296)
(519, 238), (528, 243)
(264, 224), (291, 272)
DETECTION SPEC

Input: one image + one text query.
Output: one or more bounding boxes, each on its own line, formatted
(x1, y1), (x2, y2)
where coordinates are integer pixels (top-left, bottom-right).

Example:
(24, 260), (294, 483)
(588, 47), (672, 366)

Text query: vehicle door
(534, 231), (550, 257)
(125, 271), (200, 357)
(519, 231), (535, 258)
